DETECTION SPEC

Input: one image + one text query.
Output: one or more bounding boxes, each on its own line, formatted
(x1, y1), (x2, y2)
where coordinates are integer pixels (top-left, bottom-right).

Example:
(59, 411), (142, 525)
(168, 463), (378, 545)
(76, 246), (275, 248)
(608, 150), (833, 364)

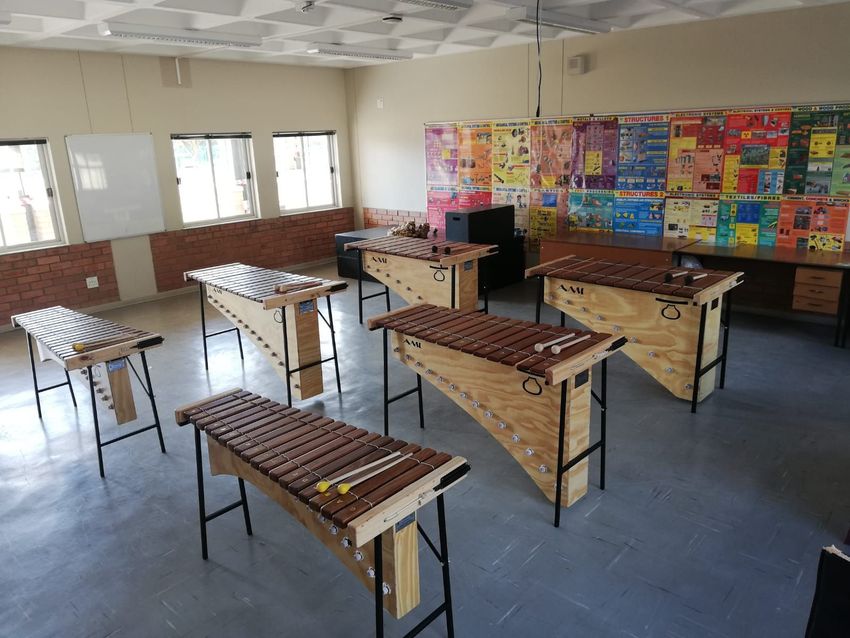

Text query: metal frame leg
(719, 291), (732, 389)
(554, 381), (568, 528)
(281, 309), (293, 407)
(383, 328), (389, 436)
(194, 427), (209, 560)
(27, 333), (43, 419)
(238, 478), (253, 537)
(65, 370), (77, 407)
(535, 276), (543, 323)
(200, 282), (209, 370)
(691, 304), (708, 414)
(385, 285), (390, 312)
(600, 358), (607, 491)
(358, 250), (364, 325)
(374, 535), (384, 638)
(450, 265), (457, 309)
(437, 495), (456, 637)
(417, 376), (424, 429)
(140, 350), (166, 454)
(326, 296), (342, 395)
(560, 311), (566, 327)
(88, 365), (105, 478)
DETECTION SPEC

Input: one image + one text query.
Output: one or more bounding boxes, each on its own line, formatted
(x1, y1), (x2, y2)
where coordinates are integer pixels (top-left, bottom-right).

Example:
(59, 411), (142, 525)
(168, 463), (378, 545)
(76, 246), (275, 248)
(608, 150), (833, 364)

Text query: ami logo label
(404, 338), (422, 348)
(370, 256), (388, 263)
(560, 284), (584, 295)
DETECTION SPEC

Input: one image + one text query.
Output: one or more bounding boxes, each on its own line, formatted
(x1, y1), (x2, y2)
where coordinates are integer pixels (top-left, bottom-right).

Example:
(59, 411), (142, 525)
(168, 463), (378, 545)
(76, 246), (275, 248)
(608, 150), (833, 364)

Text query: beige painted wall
(347, 3), (850, 219)
(0, 47), (352, 300)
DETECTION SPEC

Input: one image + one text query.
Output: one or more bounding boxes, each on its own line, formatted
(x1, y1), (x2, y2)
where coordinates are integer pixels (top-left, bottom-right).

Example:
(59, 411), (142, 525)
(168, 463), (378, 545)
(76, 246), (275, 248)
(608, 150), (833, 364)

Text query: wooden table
(540, 231), (699, 266)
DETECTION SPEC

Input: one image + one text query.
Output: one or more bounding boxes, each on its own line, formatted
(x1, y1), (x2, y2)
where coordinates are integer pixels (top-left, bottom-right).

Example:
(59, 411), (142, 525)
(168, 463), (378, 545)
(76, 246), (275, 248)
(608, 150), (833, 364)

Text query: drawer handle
(809, 276), (824, 280)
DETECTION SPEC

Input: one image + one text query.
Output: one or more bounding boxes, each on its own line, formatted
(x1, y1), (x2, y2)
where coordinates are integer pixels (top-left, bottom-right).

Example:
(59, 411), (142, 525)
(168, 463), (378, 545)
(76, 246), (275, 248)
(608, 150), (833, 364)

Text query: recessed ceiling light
(505, 6), (611, 34)
(98, 22), (263, 48)
(305, 43), (413, 61)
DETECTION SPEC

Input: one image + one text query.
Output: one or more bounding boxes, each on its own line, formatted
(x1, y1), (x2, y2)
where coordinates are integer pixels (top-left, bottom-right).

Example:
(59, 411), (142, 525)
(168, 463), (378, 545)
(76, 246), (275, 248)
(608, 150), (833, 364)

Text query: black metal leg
(560, 311), (565, 327)
(416, 376), (425, 429)
(554, 381), (568, 527)
(26, 333), (43, 419)
(281, 309), (292, 407)
(383, 329), (389, 436)
(88, 365), (105, 478)
(358, 251), (364, 325)
(327, 296), (342, 395)
(535, 276), (543, 323)
(65, 370), (77, 407)
(691, 304), (708, 414)
(450, 265), (456, 309)
(199, 283), (209, 370)
(374, 535), (384, 638)
(600, 358), (607, 491)
(384, 285), (390, 312)
(235, 326), (244, 360)
(437, 495), (455, 638)
(140, 351), (166, 454)
(194, 427), (209, 560)
(835, 272), (849, 348)
(237, 478), (253, 536)
(719, 291), (732, 389)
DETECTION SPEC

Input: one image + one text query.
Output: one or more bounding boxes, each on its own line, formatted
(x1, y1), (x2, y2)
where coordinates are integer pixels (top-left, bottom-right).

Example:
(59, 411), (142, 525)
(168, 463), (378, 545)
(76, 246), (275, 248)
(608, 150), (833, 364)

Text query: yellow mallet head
(72, 343), (86, 352)
(336, 483), (351, 495)
(316, 481), (331, 493)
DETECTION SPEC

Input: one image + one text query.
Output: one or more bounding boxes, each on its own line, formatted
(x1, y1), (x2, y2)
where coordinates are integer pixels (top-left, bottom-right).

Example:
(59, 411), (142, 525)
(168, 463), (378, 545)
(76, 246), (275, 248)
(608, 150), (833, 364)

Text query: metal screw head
(367, 567), (375, 578)
(329, 525), (338, 535)
(437, 376), (444, 383)
(382, 583), (392, 596)
(684, 383), (693, 390)
(448, 384), (456, 391)
(665, 367), (674, 374)
(498, 421), (507, 430)
(538, 465), (549, 473)
(354, 551), (363, 561)
(613, 325), (622, 333)
(596, 315), (604, 321)
(425, 369), (433, 375)
(524, 448), (534, 456)
(393, 347), (399, 353)
(415, 361), (422, 367)
(341, 537), (352, 548)
(484, 410), (493, 418)
(459, 392), (467, 399)
(648, 351), (656, 358)
(581, 306), (588, 312)
(404, 354), (412, 360)
(629, 336), (638, 343)
(511, 434), (520, 443)
(471, 400), (480, 408)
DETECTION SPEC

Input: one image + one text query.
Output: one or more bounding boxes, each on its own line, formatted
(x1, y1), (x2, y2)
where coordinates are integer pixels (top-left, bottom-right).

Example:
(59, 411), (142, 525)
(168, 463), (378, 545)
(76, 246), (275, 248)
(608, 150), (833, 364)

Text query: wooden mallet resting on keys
(534, 332), (576, 352)
(663, 270), (689, 283)
(72, 333), (135, 353)
(335, 453), (414, 495)
(315, 450), (410, 493)
(551, 333), (592, 355)
(684, 273), (708, 285)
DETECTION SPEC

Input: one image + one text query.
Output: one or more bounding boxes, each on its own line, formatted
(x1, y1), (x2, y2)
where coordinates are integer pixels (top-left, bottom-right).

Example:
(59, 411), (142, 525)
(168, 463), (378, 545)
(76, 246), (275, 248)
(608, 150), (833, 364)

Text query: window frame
(272, 130), (340, 215)
(0, 138), (65, 255)
(171, 132), (259, 228)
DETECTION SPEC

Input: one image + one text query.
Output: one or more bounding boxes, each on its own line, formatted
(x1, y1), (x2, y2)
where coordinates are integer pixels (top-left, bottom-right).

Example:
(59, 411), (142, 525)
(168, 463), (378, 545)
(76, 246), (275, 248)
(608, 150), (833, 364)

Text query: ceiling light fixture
(97, 22), (263, 48)
(306, 43), (413, 61)
(0, 11), (12, 25)
(382, 15), (403, 23)
(396, 0), (472, 11)
(505, 6), (611, 34)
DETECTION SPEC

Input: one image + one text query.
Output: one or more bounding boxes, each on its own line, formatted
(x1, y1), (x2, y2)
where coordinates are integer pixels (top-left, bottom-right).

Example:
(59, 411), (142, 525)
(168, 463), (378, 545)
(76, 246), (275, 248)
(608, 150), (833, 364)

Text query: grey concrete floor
(1, 263), (848, 638)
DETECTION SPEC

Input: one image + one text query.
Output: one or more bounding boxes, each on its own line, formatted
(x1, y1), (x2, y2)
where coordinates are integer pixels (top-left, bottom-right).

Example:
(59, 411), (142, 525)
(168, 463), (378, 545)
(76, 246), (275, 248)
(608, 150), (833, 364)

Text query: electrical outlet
(86, 276), (99, 289)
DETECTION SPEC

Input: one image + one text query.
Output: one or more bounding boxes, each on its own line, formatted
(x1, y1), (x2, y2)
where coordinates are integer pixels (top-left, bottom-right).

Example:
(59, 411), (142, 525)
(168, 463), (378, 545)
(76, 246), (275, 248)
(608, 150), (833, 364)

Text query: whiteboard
(66, 133), (165, 242)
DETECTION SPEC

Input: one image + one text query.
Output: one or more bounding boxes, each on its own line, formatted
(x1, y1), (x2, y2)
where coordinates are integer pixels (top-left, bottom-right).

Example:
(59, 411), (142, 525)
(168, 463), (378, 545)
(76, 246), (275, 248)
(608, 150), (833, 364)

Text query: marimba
(527, 256), (744, 412)
(11, 306), (166, 477)
(344, 236), (498, 323)
(368, 304), (626, 526)
(184, 263), (347, 404)
(175, 389), (470, 638)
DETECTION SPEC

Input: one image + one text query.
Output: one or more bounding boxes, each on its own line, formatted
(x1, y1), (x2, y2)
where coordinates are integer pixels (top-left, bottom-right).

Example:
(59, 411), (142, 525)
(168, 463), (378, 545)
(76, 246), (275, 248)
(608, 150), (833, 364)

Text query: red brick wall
(363, 207), (425, 228)
(150, 207), (355, 292)
(0, 242), (119, 326)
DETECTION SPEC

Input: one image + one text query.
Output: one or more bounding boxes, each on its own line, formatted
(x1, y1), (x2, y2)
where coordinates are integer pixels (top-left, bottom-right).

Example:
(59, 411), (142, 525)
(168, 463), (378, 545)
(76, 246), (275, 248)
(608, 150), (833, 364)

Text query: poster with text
(530, 189), (568, 247)
(570, 118), (618, 190)
(457, 122), (492, 190)
(492, 186), (530, 234)
(613, 191), (665, 236)
(721, 109), (791, 194)
(717, 195), (781, 246)
(426, 187), (458, 236)
(457, 189), (492, 210)
(567, 190), (614, 232)
(492, 122), (531, 188)
(715, 199), (737, 246)
(531, 118), (572, 189)
(666, 112), (725, 193)
(425, 125), (458, 186)
(776, 196), (849, 251)
(783, 106), (850, 194)
(663, 195), (719, 241)
(829, 116), (850, 197)
(616, 115), (669, 191)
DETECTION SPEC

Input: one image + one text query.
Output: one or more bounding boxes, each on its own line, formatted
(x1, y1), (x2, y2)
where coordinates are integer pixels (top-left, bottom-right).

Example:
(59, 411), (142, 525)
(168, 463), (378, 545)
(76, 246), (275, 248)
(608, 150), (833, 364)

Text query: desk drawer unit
(793, 267), (841, 315)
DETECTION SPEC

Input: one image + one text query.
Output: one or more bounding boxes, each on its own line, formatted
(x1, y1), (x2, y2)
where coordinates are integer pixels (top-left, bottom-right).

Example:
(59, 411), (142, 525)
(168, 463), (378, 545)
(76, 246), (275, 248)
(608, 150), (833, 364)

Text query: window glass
(273, 133), (338, 213)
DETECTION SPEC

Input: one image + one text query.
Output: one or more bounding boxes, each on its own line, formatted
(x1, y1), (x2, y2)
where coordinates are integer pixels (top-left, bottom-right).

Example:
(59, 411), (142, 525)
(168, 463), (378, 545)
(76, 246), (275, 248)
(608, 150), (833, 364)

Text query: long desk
(540, 231), (698, 266)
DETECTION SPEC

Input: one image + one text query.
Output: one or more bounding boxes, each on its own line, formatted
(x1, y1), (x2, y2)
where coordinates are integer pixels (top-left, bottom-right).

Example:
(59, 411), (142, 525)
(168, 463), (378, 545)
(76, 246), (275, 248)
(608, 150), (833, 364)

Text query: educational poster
(566, 190), (614, 232)
(721, 109), (791, 194)
(715, 199), (737, 246)
(783, 107), (850, 194)
(529, 189), (567, 248)
(531, 118), (572, 189)
(716, 195), (781, 246)
(425, 125), (458, 186)
(492, 186), (529, 234)
(492, 122), (531, 188)
(829, 117), (850, 197)
(663, 195), (718, 241)
(613, 191), (665, 236)
(616, 115), (669, 191)
(570, 118), (618, 190)
(457, 122), (492, 190)
(776, 197), (849, 251)
(666, 113), (725, 193)
(456, 189), (491, 210)
(426, 187), (458, 235)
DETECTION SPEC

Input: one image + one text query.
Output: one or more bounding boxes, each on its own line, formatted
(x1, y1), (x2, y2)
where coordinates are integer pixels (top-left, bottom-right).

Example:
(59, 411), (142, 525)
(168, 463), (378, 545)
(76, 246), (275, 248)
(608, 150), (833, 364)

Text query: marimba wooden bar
(368, 304), (626, 526)
(184, 263), (347, 404)
(344, 236), (498, 323)
(175, 389), (470, 638)
(527, 256), (744, 412)
(11, 306), (166, 477)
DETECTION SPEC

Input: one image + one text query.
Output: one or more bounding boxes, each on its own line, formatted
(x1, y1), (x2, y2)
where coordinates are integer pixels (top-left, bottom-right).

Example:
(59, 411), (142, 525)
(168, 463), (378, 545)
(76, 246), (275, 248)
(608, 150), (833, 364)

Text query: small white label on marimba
(299, 300), (315, 314)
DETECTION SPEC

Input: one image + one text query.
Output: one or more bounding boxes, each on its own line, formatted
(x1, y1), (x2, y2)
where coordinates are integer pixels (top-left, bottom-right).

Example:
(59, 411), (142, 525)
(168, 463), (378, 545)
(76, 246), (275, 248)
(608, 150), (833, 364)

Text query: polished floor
(1, 263), (848, 638)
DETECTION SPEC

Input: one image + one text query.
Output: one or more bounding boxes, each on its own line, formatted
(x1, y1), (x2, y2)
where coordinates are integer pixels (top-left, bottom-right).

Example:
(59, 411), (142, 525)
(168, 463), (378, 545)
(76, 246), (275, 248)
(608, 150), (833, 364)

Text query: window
(273, 131), (338, 213)
(171, 133), (257, 225)
(0, 140), (63, 253)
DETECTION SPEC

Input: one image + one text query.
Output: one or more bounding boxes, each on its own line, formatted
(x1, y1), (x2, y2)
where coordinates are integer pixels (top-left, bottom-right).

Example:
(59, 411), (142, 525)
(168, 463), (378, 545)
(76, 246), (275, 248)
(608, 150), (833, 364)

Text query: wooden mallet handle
(534, 332), (576, 353)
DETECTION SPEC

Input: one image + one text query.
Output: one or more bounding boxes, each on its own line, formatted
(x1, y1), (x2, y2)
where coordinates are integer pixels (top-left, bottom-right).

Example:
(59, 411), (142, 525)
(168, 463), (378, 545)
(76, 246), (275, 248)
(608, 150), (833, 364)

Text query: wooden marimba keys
(175, 389), (469, 638)
(11, 306), (166, 477)
(184, 263), (347, 404)
(369, 304), (626, 526)
(527, 256), (744, 412)
(344, 236), (498, 323)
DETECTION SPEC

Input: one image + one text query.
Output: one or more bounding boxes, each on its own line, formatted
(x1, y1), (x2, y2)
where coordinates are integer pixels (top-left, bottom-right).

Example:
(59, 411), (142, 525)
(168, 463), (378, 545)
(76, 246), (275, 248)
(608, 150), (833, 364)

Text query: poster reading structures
(616, 115), (669, 191)
(529, 189), (568, 248)
(666, 112), (725, 193)
(531, 118), (572, 189)
(425, 125), (458, 186)
(570, 117), (618, 190)
(663, 195), (719, 241)
(782, 106), (850, 195)
(721, 109), (791, 194)
(776, 196), (849, 251)
(457, 122), (492, 190)
(567, 190), (614, 232)
(492, 122), (531, 188)
(426, 187), (458, 236)
(613, 191), (665, 236)
(492, 186), (529, 234)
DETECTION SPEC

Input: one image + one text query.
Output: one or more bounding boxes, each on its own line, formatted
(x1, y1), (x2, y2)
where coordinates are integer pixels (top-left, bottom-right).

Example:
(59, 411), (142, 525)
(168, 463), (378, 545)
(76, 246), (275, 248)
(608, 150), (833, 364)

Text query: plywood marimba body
(369, 304), (626, 525)
(527, 256), (743, 412)
(11, 306), (166, 477)
(175, 389), (469, 637)
(344, 236), (498, 323)
(184, 263), (347, 404)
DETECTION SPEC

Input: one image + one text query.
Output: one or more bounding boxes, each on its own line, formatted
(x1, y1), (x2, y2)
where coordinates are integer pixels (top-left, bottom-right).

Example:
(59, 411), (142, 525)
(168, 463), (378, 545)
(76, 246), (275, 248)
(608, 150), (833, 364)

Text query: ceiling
(0, 0), (843, 68)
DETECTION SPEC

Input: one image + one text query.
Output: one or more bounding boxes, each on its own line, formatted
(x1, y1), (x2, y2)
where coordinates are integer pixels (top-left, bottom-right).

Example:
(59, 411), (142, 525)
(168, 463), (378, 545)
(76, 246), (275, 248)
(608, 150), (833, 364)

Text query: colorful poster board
(663, 195), (718, 241)
(721, 109), (791, 194)
(493, 186), (530, 235)
(457, 122), (492, 190)
(492, 122), (531, 188)
(570, 118), (618, 190)
(666, 112), (725, 193)
(425, 126), (458, 186)
(616, 115), (669, 191)
(426, 187), (458, 234)
(567, 190), (614, 232)
(531, 118), (572, 189)
(613, 191), (665, 236)
(776, 197), (849, 251)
